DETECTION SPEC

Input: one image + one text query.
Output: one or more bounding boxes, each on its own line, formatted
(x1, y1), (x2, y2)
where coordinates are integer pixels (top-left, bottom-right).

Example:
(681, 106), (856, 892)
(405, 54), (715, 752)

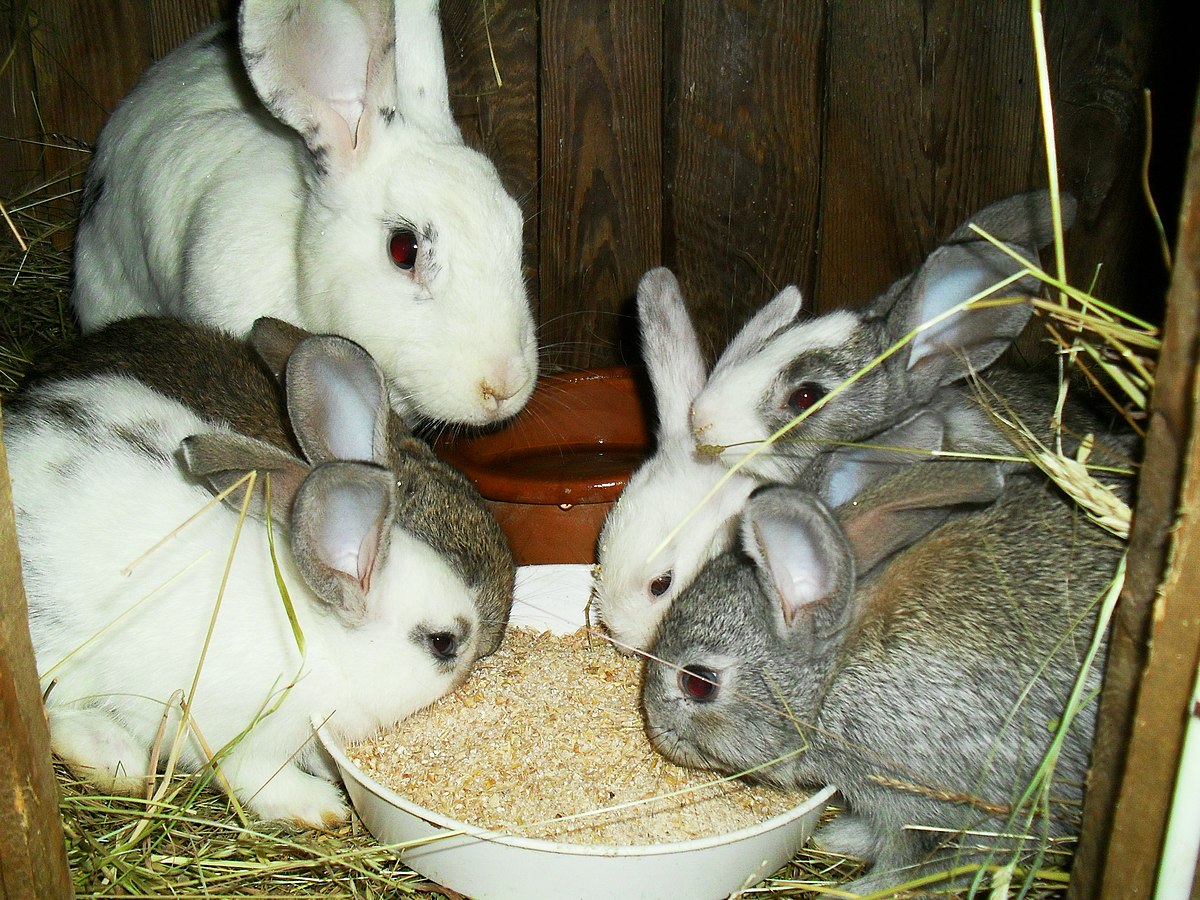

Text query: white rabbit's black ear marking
(741, 488), (853, 629)
(285, 336), (390, 466)
(180, 433), (311, 523)
(636, 267), (706, 441)
(290, 461), (396, 622)
(837, 460), (1005, 576)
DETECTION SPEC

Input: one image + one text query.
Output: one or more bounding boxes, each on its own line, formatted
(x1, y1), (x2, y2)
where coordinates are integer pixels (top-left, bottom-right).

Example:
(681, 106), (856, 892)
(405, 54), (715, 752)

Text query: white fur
(692, 308), (859, 468)
(6, 375), (480, 826)
(594, 269), (758, 653)
(595, 441), (754, 652)
(72, 2), (537, 426)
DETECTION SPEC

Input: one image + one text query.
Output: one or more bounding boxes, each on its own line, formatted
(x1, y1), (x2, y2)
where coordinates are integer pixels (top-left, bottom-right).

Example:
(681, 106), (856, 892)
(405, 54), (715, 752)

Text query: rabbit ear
(240, 0), (394, 163)
(290, 461), (396, 622)
(715, 286), (804, 370)
(392, 0), (460, 142)
(837, 460), (1005, 575)
(946, 189), (1077, 247)
(890, 241), (1037, 391)
(740, 487), (853, 630)
(251, 317), (315, 381)
(285, 335), (391, 465)
(637, 268), (706, 441)
(180, 433), (311, 522)
(822, 410), (945, 508)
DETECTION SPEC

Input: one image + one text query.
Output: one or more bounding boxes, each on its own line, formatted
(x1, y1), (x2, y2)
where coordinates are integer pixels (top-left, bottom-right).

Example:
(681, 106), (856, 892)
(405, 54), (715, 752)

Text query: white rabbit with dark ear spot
(4, 327), (503, 827)
(71, 0), (537, 427)
(593, 268), (759, 653)
(689, 190), (1122, 483)
(642, 459), (1121, 896)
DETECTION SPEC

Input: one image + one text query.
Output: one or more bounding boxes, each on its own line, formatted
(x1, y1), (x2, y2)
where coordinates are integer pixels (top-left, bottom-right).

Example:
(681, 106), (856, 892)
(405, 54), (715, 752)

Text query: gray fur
(643, 467), (1121, 895)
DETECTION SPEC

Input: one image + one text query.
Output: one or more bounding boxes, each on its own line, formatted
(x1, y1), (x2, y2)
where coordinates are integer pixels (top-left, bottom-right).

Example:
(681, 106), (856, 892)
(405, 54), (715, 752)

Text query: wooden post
(0, 414), (73, 899)
(1070, 93), (1200, 899)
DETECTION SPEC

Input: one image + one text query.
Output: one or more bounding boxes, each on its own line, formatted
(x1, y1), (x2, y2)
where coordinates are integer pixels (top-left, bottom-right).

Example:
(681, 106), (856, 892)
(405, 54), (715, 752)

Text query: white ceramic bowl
(316, 565), (836, 900)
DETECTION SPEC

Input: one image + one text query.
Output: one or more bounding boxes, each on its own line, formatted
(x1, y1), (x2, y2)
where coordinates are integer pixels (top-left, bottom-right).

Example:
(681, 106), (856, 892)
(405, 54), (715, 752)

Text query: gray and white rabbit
(642, 457), (1121, 895)
(690, 190), (1124, 483)
(5, 319), (514, 826)
(71, 0), (537, 426)
(594, 270), (957, 653)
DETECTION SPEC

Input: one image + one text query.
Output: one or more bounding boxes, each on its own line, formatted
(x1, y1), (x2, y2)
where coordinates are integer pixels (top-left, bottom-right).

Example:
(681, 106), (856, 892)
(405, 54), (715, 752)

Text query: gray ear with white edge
(637, 268), (706, 442)
(891, 240), (1039, 390)
(179, 433), (311, 523)
(285, 335), (391, 466)
(740, 487), (854, 631)
(946, 189), (1077, 247)
(821, 410), (945, 508)
(240, 0), (397, 163)
(290, 461), (397, 622)
(714, 286), (804, 372)
(836, 460), (1005, 576)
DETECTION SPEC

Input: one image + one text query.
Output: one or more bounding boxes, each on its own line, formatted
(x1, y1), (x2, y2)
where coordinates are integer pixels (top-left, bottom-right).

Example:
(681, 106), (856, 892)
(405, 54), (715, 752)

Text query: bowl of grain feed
(316, 564), (835, 900)
(435, 367), (650, 566)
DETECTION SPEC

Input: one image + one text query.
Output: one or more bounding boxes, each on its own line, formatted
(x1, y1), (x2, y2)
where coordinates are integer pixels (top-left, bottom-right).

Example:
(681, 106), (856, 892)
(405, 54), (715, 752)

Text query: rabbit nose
(691, 408), (712, 440)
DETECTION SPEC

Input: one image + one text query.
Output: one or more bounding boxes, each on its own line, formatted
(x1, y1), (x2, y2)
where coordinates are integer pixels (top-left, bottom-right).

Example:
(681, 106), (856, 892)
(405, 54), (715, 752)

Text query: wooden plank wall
(1, 1), (1182, 364)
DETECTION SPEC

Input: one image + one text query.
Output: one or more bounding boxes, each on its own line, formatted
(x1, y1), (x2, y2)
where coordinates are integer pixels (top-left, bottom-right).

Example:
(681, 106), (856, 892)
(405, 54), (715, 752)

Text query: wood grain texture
(663, 0), (824, 362)
(0, 420), (73, 900)
(538, 0), (662, 371)
(0, 6), (49, 198)
(442, 0), (540, 312)
(1070, 92), (1200, 900)
(149, 0), (226, 60)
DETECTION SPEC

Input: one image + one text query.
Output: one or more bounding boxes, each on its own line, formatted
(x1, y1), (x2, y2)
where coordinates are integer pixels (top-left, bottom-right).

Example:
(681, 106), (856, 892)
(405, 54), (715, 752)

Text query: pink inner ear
(356, 527), (381, 593)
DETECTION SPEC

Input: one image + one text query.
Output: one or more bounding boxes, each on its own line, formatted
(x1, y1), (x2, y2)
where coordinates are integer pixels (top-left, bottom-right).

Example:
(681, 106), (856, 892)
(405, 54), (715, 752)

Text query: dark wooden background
(1, 1), (1193, 368)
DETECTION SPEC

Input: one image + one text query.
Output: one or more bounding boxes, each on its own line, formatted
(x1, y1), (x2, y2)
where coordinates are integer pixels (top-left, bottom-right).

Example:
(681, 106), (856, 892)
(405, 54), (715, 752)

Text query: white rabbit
(689, 190), (1119, 483)
(5, 325), (504, 827)
(593, 269), (759, 653)
(71, 0), (537, 426)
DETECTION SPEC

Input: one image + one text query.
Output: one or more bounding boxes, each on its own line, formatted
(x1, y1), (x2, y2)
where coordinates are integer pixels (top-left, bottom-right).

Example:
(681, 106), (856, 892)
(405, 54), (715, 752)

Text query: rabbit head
(594, 269), (757, 653)
(237, 0), (537, 426)
(691, 190), (1076, 482)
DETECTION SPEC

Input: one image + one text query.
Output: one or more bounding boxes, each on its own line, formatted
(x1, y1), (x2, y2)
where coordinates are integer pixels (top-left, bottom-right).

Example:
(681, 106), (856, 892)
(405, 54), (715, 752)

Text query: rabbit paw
(238, 762), (350, 828)
(49, 706), (153, 795)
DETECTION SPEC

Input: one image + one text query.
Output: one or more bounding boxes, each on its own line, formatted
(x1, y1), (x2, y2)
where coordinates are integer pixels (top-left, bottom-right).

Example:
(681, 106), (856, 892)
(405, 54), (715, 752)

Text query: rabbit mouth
(644, 724), (713, 771)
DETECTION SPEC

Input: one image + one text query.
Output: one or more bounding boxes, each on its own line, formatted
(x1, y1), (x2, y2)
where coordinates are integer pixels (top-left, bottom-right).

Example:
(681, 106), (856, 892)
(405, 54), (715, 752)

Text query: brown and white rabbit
(4, 320), (514, 826)
(642, 455), (1122, 895)
(71, 0), (537, 426)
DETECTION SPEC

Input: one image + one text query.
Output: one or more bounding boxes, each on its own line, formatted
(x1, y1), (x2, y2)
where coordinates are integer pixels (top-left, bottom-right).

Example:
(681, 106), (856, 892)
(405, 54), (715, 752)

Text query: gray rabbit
(641, 455), (1122, 895)
(689, 190), (1127, 484)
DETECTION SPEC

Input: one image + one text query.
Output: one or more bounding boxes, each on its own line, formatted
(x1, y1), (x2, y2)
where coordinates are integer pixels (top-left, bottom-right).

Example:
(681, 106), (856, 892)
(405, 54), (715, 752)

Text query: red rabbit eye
(786, 381), (826, 414)
(649, 571), (673, 598)
(679, 665), (719, 702)
(388, 228), (419, 271)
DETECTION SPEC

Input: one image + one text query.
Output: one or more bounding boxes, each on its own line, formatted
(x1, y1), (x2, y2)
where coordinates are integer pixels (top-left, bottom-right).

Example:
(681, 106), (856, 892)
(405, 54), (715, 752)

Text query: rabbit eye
(427, 631), (458, 661)
(388, 228), (419, 271)
(679, 665), (719, 702)
(786, 381), (826, 414)
(649, 571), (673, 598)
